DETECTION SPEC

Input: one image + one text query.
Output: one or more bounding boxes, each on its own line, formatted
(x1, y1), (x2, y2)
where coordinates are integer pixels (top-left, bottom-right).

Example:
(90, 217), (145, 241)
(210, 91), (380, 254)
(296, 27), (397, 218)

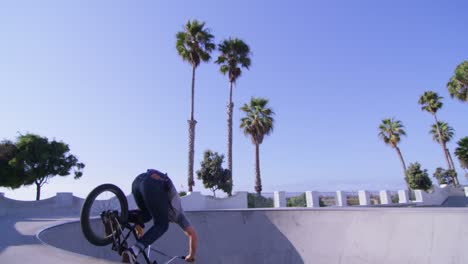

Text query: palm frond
(455, 137), (468, 169)
(430, 121), (454, 143)
(447, 61), (468, 102)
(176, 19), (215, 67)
(240, 98), (274, 145)
(418, 91), (443, 114)
(378, 118), (406, 147)
(216, 37), (251, 83)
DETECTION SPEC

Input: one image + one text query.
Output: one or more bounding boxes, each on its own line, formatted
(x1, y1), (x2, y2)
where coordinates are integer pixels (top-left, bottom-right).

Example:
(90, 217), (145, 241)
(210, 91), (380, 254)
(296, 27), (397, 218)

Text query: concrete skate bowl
(38, 208), (468, 264)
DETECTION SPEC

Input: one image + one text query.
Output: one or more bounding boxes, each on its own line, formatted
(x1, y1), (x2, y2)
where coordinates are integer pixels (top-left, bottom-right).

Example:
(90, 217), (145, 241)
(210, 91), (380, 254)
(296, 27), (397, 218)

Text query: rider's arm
(183, 226), (197, 262)
(166, 178), (197, 261)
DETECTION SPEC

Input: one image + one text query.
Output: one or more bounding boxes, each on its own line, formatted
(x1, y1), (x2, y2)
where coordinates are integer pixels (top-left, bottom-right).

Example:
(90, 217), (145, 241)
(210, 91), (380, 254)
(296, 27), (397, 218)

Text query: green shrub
(248, 193), (273, 208)
(405, 162), (433, 191)
(286, 193), (306, 207)
(347, 196), (359, 206)
(319, 196), (335, 207)
(433, 167), (456, 185)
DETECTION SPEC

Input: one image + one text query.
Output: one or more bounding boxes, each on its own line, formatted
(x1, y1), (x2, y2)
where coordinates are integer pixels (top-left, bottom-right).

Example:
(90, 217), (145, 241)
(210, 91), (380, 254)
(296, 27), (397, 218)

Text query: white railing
(0, 185), (466, 216)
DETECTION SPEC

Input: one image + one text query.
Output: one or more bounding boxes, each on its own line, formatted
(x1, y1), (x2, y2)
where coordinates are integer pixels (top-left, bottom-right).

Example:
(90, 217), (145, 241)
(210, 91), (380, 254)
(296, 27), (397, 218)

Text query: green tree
(454, 137), (468, 178)
(418, 91), (455, 172)
(176, 19), (215, 192)
(405, 162), (433, 191)
(195, 150), (232, 197)
(433, 167), (456, 185)
(378, 118), (408, 188)
(240, 97), (274, 194)
(0, 140), (27, 189)
(3, 134), (85, 200)
(215, 38), (251, 194)
(447, 61), (468, 103)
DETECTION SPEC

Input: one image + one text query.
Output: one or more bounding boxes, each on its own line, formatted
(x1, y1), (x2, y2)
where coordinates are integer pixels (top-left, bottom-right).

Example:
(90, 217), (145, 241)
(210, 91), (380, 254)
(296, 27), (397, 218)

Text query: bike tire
(80, 183), (129, 246)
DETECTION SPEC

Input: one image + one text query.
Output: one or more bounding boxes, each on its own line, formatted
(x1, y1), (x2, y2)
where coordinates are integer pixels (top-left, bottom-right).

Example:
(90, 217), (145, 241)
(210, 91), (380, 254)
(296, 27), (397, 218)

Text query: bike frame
(102, 211), (183, 264)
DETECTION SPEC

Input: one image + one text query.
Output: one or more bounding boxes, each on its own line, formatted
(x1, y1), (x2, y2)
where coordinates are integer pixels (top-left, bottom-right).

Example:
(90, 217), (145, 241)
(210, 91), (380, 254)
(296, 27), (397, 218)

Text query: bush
(179, 191), (187, 197)
(433, 167), (456, 185)
(319, 196), (335, 207)
(286, 193), (306, 207)
(405, 162), (433, 191)
(248, 193), (273, 208)
(347, 196), (359, 206)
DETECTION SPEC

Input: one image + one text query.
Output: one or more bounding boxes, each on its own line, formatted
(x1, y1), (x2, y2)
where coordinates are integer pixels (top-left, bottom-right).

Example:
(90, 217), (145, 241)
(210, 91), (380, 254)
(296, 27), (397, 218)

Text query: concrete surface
(28, 207), (468, 264)
(2, 190), (468, 264)
(0, 213), (116, 263)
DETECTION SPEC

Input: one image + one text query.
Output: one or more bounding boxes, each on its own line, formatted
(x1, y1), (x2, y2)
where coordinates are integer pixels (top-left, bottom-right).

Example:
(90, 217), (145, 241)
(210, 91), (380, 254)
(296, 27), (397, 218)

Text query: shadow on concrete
(0, 217), (56, 254)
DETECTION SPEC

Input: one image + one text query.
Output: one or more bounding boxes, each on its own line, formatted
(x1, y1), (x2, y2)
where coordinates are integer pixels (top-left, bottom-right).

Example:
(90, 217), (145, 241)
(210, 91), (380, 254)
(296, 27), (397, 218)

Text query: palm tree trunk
(227, 81), (234, 195)
(434, 114), (452, 170)
(254, 142), (262, 194)
(395, 146), (409, 190)
(446, 149), (459, 185)
(190, 65), (196, 121)
(447, 148), (456, 171)
(187, 65), (197, 192)
(395, 146), (407, 173)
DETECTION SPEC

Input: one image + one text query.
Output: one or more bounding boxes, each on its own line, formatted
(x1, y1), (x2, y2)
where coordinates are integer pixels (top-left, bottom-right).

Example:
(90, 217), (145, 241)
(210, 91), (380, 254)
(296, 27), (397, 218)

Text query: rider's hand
(184, 254), (195, 262)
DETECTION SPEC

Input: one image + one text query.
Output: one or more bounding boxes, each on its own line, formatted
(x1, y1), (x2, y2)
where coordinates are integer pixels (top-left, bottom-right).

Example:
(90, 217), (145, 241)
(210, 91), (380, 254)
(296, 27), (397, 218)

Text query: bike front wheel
(80, 183), (129, 246)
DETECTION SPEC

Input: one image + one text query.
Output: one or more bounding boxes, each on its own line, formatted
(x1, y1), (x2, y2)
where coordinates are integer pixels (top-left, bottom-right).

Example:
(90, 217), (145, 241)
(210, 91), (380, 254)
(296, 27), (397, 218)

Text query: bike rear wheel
(80, 183), (129, 246)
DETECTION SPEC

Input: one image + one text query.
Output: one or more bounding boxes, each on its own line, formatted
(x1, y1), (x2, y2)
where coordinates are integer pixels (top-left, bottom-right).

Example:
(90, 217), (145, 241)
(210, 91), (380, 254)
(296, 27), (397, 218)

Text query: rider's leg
(136, 176), (170, 248)
(131, 174), (152, 223)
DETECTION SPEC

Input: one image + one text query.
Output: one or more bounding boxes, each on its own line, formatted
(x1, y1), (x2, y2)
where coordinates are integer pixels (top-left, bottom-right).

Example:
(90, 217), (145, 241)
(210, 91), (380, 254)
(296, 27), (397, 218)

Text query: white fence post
(464, 187), (468, 197)
(336, 191), (347, 207)
(380, 190), (391, 205)
(306, 191), (320, 208)
(274, 191), (286, 208)
(358, 190), (370, 206)
(398, 190), (409, 203)
(414, 190), (435, 204)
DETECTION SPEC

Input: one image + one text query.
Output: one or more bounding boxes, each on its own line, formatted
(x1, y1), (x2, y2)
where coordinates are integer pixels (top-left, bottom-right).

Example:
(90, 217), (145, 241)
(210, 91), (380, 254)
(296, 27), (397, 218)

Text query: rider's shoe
(121, 250), (132, 263)
(121, 248), (138, 264)
(135, 224), (144, 238)
(122, 243), (144, 263)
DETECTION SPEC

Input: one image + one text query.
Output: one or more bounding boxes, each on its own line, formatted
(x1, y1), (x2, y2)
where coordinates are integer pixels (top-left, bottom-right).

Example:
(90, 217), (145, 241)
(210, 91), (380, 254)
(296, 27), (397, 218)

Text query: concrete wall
(0, 190), (248, 216)
(37, 208), (468, 264)
(414, 186), (450, 206)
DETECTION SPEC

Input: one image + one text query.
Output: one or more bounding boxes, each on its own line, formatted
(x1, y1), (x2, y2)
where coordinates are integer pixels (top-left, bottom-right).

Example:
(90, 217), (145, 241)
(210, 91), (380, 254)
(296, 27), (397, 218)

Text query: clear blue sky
(1, 1), (467, 200)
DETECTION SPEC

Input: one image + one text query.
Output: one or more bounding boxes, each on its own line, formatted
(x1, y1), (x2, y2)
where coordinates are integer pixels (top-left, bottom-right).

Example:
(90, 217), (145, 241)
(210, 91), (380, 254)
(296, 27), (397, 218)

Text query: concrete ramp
(38, 208), (468, 264)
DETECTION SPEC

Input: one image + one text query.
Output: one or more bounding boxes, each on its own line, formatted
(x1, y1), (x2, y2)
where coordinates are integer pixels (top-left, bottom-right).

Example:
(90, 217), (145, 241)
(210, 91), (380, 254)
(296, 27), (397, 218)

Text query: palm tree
(418, 91), (454, 170)
(176, 19), (215, 192)
(429, 121), (459, 185)
(447, 61), (468, 103)
(378, 118), (409, 188)
(215, 38), (251, 193)
(455, 137), (468, 175)
(240, 97), (274, 195)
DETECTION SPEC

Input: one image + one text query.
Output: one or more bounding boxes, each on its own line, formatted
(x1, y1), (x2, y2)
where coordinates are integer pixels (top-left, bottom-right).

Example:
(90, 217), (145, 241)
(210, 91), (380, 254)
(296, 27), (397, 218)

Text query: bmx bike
(80, 183), (185, 264)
